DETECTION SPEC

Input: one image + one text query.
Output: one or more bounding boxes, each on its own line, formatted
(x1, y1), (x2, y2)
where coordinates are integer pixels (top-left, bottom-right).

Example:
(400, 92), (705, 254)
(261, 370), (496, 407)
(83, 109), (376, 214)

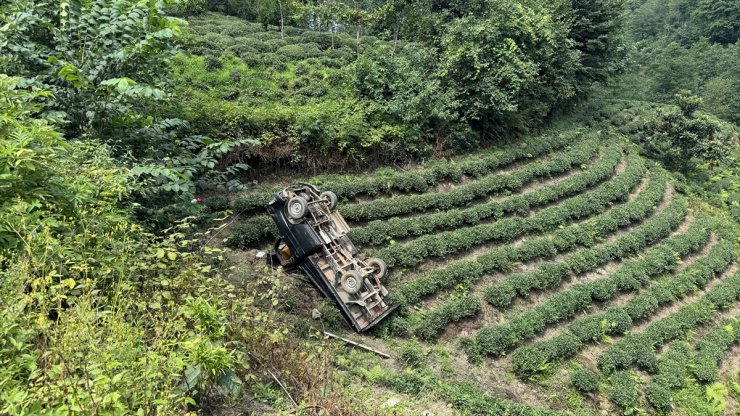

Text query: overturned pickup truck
(265, 184), (397, 332)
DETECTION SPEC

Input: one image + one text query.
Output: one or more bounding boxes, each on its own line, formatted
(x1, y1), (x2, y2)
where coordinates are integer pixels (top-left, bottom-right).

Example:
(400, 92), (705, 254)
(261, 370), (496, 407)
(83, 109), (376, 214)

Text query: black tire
(321, 191), (338, 210)
(367, 258), (387, 279)
(340, 270), (363, 294)
(286, 196), (308, 220)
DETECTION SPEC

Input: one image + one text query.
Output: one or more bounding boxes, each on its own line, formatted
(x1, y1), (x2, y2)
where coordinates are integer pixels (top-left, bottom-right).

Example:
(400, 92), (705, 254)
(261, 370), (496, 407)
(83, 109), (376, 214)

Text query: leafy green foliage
(0, 75), (129, 249)
(376, 140), (606, 267)
(692, 0), (740, 44)
(438, 6), (548, 128)
(607, 370), (639, 410)
(598, 270), (740, 375)
(641, 91), (733, 172)
(177, 0), (628, 169)
(1, 1), (255, 209)
(692, 317), (740, 383)
(236, 131), (572, 214)
(510, 221), (735, 378)
(0, 75), (360, 414)
(569, 0), (627, 86)
(612, 0), (740, 125)
(0, 0), (181, 136)
(571, 367), (600, 393)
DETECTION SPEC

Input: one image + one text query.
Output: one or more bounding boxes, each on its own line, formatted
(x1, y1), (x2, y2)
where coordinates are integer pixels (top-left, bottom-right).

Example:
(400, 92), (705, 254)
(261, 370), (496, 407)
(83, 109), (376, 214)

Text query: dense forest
(0, 0), (738, 415)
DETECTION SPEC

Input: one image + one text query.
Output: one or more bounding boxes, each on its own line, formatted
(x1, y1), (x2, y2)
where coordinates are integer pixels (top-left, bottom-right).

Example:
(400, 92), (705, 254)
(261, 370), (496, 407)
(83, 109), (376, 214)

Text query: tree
(438, 1), (550, 132)
(648, 43), (699, 99)
(642, 90), (732, 172)
(253, 0), (296, 37)
(693, 0), (740, 44)
(0, 0), (182, 138)
(703, 76), (740, 125)
(567, 0), (627, 87)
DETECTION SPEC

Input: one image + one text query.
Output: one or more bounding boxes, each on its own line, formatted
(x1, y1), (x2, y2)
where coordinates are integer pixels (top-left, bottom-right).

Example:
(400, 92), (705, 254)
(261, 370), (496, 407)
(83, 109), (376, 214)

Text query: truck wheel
(367, 258), (387, 279)
(341, 270), (362, 294)
(321, 191), (338, 210)
(286, 196), (308, 220)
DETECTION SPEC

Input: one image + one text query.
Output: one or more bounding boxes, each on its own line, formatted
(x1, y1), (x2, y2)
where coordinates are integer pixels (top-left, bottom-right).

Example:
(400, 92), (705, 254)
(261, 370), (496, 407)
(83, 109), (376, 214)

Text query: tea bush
(645, 342), (692, 411)
(607, 371), (639, 410)
(571, 367), (599, 393)
(598, 270), (740, 374)
(692, 317), (740, 383)
(398, 171), (678, 311)
(646, 383), (672, 412)
(510, 227), (735, 377)
(231, 131), (577, 217)
(412, 294), (481, 341)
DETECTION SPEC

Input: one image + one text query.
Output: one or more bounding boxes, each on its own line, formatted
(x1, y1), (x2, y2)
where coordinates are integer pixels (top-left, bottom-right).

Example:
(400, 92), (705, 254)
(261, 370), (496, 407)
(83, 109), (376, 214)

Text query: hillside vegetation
(172, 0), (625, 169)
(0, 0), (738, 415)
(227, 122), (740, 414)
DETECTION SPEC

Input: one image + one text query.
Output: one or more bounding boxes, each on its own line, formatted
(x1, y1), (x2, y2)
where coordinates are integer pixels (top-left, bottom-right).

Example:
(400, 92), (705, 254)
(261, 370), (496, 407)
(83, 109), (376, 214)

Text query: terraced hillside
(225, 127), (739, 415)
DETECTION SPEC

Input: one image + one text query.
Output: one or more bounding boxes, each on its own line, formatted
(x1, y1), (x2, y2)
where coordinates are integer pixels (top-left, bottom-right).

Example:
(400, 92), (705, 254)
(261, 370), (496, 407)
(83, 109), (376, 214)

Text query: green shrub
(204, 196), (230, 212)
(654, 343), (690, 389)
(225, 44), (258, 58)
(438, 381), (562, 416)
(0, 79), (331, 413)
(571, 367), (599, 393)
(510, 345), (549, 379)
(646, 382), (672, 412)
(508, 217), (732, 377)
(398, 341), (425, 368)
(412, 294), (481, 340)
(264, 38), (288, 51)
(692, 358), (720, 384)
(607, 371), (639, 410)
(599, 270), (740, 374)
(692, 317), (740, 383)
(258, 52), (288, 70)
(276, 43), (322, 59)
